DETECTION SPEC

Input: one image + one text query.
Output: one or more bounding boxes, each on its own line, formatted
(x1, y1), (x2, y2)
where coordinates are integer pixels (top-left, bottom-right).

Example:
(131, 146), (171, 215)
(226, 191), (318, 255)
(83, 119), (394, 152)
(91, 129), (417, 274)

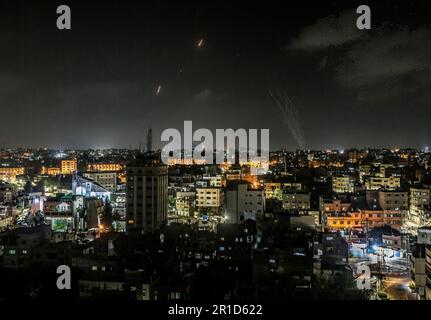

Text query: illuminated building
(325, 210), (406, 230)
(125, 155), (168, 233)
(175, 191), (195, 217)
(406, 186), (431, 233)
(41, 194), (100, 231)
(86, 163), (124, 172)
(111, 191), (126, 218)
(332, 175), (354, 193)
(196, 175), (223, 188)
(321, 198), (351, 213)
(377, 163), (394, 178)
(359, 164), (371, 183)
(225, 170), (242, 181)
(61, 159), (77, 174)
(242, 173), (260, 189)
(196, 187), (224, 216)
(164, 155), (207, 166)
(264, 182), (282, 200)
(365, 176), (401, 190)
(0, 167), (25, 181)
(226, 182), (264, 222)
(42, 194), (84, 231)
(410, 187), (431, 209)
(83, 171), (117, 192)
(47, 167), (61, 175)
(202, 175), (222, 187)
(118, 173), (126, 184)
(41, 166), (61, 176)
(72, 173), (111, 201)
(0, 216), (13, 229)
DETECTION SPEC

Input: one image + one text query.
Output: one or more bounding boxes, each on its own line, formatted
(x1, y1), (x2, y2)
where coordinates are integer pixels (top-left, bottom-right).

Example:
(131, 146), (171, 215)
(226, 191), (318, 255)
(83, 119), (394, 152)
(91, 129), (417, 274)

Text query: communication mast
(146, 127), (153, 153)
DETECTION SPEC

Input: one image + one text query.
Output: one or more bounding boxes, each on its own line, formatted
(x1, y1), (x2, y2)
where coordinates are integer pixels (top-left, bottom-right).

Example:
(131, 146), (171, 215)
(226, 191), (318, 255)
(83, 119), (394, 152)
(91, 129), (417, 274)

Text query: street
(349, 246), (415, 300)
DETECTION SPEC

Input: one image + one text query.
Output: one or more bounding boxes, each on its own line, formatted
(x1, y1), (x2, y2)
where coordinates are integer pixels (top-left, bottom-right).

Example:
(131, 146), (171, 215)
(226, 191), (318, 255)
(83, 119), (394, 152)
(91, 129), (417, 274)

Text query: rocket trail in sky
(156, 85), (162, 96)
(269, 89), (306, 150)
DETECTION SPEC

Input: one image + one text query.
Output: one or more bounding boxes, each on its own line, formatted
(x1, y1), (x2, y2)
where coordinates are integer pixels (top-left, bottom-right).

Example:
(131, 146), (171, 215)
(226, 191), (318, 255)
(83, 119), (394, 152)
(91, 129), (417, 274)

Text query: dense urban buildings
(1, 0), (431, 308)
(0, 147), (430, 301)
(125, 154), (168, 233)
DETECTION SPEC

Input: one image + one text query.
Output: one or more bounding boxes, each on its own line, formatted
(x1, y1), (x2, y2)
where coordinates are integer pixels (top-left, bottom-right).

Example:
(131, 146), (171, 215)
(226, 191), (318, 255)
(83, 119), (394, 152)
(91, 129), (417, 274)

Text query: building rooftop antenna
(146, 127), (153, 153)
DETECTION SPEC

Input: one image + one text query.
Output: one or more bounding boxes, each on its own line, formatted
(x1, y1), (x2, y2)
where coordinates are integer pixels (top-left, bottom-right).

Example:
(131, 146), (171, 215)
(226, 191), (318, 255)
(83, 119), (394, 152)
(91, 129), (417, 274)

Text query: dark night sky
(0, 0), (430, 150)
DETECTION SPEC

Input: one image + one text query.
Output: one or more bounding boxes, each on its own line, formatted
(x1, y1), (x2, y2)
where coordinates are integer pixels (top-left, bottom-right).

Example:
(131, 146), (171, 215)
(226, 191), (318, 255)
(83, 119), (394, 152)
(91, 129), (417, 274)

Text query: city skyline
(1, 0), (430, 150)
(3, 0), (431, 306)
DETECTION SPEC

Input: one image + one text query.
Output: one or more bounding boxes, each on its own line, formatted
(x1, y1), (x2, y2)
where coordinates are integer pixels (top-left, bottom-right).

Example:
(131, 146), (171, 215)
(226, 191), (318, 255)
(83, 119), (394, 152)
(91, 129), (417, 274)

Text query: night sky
(0, 0), (430, 150)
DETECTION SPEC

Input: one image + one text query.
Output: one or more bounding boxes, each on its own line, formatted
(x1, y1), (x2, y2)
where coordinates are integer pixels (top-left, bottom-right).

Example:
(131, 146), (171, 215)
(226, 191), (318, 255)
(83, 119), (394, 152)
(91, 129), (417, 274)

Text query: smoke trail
(269, 89), (306, 150)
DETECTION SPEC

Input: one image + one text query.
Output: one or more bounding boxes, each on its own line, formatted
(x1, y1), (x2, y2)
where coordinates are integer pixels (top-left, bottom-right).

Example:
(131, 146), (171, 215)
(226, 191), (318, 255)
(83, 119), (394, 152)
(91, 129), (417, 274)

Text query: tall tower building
(126, 154), (168, 233)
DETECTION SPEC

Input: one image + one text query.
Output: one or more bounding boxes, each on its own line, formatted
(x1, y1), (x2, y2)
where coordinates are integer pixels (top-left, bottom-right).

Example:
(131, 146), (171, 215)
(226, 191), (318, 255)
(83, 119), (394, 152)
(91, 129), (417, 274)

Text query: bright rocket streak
(156, 85), (162, 96)
(197, 39), (204, 48)
(269, 89), (306, 150)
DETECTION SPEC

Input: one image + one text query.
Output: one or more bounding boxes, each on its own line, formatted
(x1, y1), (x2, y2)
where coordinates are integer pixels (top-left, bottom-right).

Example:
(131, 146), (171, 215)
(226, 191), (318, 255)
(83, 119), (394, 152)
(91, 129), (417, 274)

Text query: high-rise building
(125, 155), (168, 233)
(146, 127), (152, 152)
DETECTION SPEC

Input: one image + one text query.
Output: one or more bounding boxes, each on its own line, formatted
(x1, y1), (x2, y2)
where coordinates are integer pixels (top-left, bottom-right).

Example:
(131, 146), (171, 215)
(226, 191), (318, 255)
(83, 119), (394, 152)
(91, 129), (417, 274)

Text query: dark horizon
(1, 0), (430, 150)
